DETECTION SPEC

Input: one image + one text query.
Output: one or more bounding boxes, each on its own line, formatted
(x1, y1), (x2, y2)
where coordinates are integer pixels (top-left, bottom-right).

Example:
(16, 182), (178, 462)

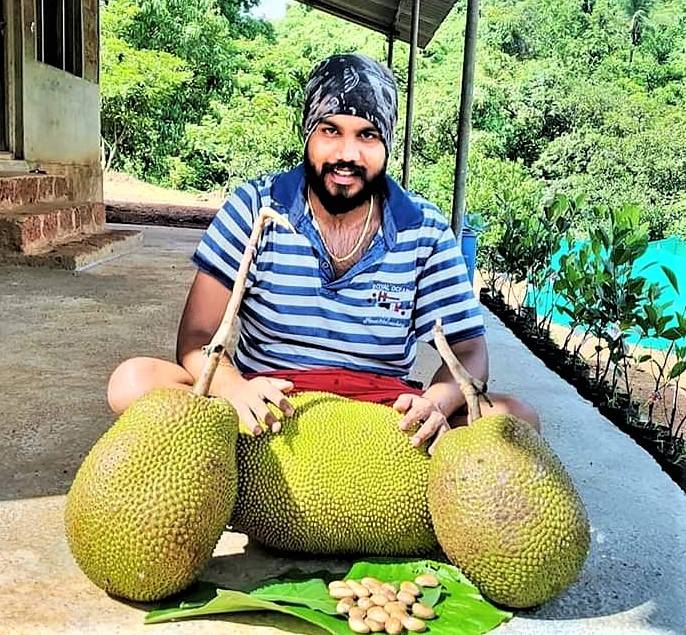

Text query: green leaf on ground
(250, 577), (338, 613)
(145, 558), (512, 634)
(145, 588), (348, 633)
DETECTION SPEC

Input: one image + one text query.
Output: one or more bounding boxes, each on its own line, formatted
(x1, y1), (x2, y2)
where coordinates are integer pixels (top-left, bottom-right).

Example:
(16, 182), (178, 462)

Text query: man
(108, 53), (538, 453)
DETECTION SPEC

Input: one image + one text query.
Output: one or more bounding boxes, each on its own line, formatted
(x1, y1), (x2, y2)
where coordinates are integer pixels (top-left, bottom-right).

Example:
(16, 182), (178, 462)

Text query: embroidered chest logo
(368, 282), (414, 316)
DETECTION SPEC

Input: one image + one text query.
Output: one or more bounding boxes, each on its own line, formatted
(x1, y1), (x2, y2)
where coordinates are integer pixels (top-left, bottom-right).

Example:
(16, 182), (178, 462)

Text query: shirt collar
(270, 163), (424, 248)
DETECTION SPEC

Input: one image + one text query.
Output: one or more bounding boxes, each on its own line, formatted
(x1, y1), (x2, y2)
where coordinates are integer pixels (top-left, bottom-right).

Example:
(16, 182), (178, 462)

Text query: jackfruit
(232, 391), (437, 555)
(65, 388), (239, 601)
(427, 414), (590, 608)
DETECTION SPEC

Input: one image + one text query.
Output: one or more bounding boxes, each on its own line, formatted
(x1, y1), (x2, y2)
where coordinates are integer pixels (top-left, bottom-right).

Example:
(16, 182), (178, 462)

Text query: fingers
(259, 379), (295, 430)
(262, 380), (296, 417)
(238, 377), (295, 434)
(410, 412), (449, 449)
(244, 393), (276, 435)
(393, 393), (414, 413)
(266, 377), (295, 394)
(234, 403), (262, 437)
(236, 386), (279, 435)
(399, 407), (422, 431)
(398, 399), (433, 431)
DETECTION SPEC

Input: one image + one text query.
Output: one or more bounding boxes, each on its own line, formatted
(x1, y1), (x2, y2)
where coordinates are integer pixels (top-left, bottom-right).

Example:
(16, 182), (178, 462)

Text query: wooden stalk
(193, 208), (295, 396)
(433, 319), (489, 424)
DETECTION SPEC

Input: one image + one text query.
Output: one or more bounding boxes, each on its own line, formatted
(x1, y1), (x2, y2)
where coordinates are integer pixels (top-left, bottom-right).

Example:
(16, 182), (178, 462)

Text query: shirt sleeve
(413, 224), (485, 346)
(191, 182), (260, 290)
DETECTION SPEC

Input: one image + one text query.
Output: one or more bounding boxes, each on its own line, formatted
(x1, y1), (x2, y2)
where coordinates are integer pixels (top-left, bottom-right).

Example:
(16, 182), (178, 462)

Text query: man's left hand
(393, 393), (450, 455)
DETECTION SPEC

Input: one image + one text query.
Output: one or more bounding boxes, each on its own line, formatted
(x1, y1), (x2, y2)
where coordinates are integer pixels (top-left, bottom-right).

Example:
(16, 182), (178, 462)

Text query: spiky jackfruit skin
(232, 392), (437, 555)
(65, 388), (239, 602)
(428, 414), (590, 608)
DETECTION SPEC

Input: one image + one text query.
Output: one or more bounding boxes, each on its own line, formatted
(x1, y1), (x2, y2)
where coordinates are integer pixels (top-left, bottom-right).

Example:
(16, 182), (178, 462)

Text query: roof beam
(391, 0), (404, 35)
(295, 0), (456, 48)
(298, 0), (392, 34)
(386, 0), (403, 68)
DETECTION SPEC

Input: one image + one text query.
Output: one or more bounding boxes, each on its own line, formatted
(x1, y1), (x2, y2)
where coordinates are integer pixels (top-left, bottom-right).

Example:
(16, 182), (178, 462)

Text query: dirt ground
(551, 322), (686, 436)
(104, 171), (225, 209)
(103, 171), (224, 228)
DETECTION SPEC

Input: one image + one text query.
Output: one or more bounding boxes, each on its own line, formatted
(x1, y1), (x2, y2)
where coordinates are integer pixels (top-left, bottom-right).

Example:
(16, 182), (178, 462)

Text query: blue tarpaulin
(528, 236), (686, 351)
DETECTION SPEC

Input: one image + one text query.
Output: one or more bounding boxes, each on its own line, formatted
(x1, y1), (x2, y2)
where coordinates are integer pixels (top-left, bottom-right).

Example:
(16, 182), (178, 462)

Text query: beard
(304, 152), (387, 216)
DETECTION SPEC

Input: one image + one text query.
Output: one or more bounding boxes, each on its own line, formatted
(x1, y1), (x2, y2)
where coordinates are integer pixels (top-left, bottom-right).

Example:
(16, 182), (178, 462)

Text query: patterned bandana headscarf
(302, 53), (398, 157)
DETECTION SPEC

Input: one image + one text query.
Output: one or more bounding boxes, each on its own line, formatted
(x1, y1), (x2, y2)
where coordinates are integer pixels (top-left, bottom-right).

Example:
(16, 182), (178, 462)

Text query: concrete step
(0, 173), (70, 209)
(0, 227), (143, 270)
(0, 201), (105, 255)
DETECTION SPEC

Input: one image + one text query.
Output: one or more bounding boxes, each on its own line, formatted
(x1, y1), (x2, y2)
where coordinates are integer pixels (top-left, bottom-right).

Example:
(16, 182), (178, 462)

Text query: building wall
(22, 63), (100, 165)
(8, 0), (102, 202)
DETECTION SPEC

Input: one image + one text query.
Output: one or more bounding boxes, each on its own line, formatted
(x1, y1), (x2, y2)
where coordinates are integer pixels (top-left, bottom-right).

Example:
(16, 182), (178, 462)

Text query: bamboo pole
(433, 319), (490, 424)
(193, 208), (295, 396)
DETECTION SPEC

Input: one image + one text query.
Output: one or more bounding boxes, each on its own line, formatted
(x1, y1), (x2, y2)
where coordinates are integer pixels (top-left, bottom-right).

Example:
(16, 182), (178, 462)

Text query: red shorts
(243, 367), (424, 406)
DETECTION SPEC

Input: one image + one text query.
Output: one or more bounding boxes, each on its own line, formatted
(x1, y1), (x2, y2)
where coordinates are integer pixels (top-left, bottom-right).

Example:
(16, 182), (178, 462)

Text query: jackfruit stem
(433, 319), (488, 424)
(193, 208), (296, 396)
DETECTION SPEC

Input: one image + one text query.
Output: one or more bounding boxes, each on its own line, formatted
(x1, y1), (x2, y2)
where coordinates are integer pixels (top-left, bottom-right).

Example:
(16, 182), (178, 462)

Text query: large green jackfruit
(65, 388), (239, 602)
(428, 414), (590, 608)
(232, 391), (437, 555)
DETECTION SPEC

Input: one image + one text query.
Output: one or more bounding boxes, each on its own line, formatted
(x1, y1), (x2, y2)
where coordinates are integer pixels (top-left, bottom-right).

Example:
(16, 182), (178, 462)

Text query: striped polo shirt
(191, 163), (484, 378)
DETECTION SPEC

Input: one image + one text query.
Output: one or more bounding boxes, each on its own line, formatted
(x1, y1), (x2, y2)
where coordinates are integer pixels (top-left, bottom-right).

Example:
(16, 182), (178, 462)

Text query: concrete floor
(0, 224), (684, 635)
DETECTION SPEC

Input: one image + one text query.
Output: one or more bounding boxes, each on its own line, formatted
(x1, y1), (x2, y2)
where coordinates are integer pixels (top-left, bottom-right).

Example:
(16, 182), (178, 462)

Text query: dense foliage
(100, 0), (686, 238)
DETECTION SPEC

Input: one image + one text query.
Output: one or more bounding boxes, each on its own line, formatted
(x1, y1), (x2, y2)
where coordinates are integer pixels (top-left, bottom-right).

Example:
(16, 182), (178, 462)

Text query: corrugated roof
(296, 0), (458, 48)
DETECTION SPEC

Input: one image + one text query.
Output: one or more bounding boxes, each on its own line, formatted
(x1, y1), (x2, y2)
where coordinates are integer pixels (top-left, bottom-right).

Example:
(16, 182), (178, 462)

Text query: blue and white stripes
(192, 164), (484, 379)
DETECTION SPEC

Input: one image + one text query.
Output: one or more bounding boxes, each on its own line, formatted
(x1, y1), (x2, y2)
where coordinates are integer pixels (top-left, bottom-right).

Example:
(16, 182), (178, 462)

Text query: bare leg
(107, 357), (195, 415)
(449, 392), (541, 433)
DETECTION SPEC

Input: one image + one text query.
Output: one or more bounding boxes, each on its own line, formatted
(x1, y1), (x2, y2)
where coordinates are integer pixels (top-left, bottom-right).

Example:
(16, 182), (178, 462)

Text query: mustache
(322, 162), (366, 178)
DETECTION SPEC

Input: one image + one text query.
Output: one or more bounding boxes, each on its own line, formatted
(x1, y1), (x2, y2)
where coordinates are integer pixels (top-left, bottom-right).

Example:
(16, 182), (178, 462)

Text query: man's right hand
(176, 272), (295, 434)
(221, 376), (295, 436)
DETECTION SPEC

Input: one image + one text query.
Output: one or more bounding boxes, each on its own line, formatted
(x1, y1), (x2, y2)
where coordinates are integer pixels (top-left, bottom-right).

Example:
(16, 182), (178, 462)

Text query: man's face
(304, 114), (387, 215)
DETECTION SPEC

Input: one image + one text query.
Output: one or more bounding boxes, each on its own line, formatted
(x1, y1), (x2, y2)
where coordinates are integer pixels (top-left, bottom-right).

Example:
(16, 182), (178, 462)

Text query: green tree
(625, 0), (654, 62)
(100, 0), (192, 174)
(100, 0), (270, 181)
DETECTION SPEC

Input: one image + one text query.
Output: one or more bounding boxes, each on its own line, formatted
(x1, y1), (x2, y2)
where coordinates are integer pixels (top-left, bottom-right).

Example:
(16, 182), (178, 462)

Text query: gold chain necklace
(307, 187), (374, 263)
